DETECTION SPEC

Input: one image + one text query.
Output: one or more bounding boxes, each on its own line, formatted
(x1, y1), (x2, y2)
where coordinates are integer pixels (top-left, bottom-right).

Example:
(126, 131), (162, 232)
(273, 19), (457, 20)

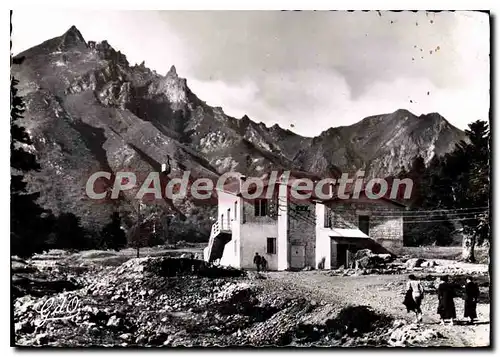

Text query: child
(261, 257), (268, 272)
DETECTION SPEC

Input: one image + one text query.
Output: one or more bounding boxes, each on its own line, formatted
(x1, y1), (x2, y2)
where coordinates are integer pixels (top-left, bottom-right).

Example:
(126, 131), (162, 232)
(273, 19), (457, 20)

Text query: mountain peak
(393, 108), (414, 117)
(424, 112), (445, 119)
(167, 65), (177, 77)
(419, 112), (450, 126)
(148, 64), (187, 103)
(66, 25), (81, 35)
(59, 25), (87, 50)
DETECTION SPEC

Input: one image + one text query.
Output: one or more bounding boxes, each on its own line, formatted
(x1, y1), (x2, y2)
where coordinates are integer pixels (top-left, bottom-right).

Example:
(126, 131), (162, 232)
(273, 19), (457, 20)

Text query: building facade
(315, 193), (405, 270)
(204, 174), (406, 271)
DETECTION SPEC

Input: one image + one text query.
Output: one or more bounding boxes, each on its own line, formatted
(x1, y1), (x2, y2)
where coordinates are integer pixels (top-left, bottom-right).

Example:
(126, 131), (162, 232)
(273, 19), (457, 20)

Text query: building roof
(217, 171), (408, 208)
(320, 181), (408, 208)
(218, 170), (333, 198)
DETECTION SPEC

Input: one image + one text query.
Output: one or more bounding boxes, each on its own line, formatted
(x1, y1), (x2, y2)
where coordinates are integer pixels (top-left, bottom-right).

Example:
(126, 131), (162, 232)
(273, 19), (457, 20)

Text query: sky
(11, 10), (490, 137)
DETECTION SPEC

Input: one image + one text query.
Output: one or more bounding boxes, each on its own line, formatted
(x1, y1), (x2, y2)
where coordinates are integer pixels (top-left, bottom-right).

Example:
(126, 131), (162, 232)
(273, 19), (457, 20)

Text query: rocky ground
(12, 250), (490, 347)
(260, 270), (490, 347)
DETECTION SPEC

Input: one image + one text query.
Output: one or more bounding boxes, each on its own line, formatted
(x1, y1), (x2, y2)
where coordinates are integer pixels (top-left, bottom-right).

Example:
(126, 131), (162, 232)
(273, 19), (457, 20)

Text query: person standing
(253, 252), (262, 272)
(404, 274), (425, 322)
(437, 275), (457, 325)
(464, 277), (480, 324)
(261, 256), (268, 272)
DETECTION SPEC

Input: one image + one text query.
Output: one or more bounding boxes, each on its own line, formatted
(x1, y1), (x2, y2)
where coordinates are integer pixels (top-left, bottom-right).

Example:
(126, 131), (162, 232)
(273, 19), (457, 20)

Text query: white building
(203, 172), (405, 271)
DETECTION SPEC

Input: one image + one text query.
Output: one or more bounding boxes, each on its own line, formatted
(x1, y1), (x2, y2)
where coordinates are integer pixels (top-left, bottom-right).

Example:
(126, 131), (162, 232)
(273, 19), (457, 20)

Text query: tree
(127, 202), (161, 257)
(51, 213), (87, 250)
(100, 212), (127, 250)
(401, 155), (452, 246)
(407, 155), (426, 208)
(397, 121), (490, 251)
(455, 121), (490, 262)
(10, 10), (52, 257)
(161, 206), (214, 244)
(10, 71), (49, 257)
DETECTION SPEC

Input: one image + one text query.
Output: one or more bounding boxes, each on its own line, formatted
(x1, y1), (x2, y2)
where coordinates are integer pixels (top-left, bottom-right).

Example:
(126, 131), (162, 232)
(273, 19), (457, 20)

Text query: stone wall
(287, 201), (316, 268)
(325, 195), (405, 255)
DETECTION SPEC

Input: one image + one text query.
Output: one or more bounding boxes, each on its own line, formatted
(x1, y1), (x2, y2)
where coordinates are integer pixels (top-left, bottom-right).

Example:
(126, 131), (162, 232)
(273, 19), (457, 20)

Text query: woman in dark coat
(437, 275), (456, 325)
(464, 277), (480, 323)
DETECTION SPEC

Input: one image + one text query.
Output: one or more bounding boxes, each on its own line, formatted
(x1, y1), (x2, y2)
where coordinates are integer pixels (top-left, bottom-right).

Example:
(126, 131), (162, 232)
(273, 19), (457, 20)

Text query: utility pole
(136, 161), (170, 258)
(136, 200), (141, 258)
(160, 160), (171, 245)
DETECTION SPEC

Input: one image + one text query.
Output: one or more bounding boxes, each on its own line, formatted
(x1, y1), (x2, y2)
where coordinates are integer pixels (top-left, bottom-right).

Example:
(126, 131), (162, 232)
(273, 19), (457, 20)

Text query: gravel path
(255, 271), (490, 347)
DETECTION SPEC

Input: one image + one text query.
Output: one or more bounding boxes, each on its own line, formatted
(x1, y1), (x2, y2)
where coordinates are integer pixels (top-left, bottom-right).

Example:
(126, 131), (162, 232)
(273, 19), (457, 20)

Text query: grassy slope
(401, 246), (489, 264)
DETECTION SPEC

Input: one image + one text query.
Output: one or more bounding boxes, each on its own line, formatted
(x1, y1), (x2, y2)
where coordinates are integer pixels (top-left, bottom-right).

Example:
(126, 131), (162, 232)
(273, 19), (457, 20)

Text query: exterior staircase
(203, 220), (232, 263)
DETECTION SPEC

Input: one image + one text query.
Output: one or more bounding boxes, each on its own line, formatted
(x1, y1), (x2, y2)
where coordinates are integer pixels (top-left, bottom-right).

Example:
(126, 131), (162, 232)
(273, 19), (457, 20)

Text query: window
(296, 205), (310, 213)
(324, 207), (332, 228)
(254, 199), (268, 217)
(267, 237), (277, 254)
(227, 208), (231, 226)
(234, 240), (237, 254)
(234, 201), (237, 220)
(359, 215), (370, 235)
(221, 214), (224, 230)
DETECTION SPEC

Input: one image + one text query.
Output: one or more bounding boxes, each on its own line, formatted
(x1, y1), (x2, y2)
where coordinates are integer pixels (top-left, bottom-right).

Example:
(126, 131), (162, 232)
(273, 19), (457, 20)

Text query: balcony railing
(205, 219), (232, 263)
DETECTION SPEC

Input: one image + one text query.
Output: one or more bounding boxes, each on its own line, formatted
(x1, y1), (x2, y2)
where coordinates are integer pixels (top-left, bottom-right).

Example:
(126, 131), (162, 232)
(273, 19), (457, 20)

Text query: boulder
(405, 258), (425, 269)
(356, 256), (372, 269)
(376, 254), (394, 263)
(34, 333), (49, 346)
(354, 249), (373, 261)
(355, 255), (388, 269)
(392, 319), (406, 329)
(421, 260), (436, 268)
(352, 250), (395, 271)
(107, 315), (121, 327)
(119, 333), (132, 341)
(388, 323), (441, 346)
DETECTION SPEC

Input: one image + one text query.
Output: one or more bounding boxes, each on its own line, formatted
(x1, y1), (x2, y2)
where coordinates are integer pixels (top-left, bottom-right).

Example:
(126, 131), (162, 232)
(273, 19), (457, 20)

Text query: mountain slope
(11, 26), (466, 236)
(291, 109), (465, 177)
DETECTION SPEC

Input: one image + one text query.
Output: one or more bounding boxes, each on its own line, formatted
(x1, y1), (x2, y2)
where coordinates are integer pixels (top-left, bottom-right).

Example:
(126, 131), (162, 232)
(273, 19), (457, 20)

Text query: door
(290, 245), (306, 269)
(346, 245), (355, 268)
(337, 244), (347, 268)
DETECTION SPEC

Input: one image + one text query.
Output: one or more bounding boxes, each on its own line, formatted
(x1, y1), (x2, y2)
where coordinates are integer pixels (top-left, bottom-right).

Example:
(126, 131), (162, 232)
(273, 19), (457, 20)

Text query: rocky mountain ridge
(11, 26), (467, 236)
